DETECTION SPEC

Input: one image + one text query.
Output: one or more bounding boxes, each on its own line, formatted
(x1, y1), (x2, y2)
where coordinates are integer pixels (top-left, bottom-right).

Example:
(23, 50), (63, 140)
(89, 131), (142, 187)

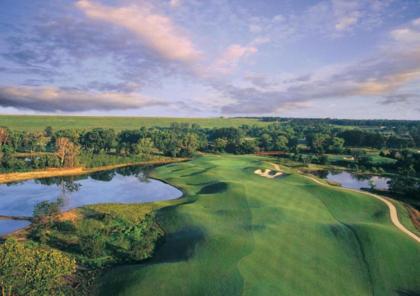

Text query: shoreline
(0, 157), (189, 184)
(1, 158), (190, 239)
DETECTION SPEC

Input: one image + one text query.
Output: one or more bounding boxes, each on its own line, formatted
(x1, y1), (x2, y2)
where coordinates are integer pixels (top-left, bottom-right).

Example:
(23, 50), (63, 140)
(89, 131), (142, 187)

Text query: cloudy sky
(0, 0), (419, 119)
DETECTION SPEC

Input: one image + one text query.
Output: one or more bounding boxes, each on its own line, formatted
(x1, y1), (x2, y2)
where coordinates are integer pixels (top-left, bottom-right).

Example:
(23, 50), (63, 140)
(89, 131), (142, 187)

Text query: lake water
(0, 166), (182, 236)
(315, 170), (390, 190)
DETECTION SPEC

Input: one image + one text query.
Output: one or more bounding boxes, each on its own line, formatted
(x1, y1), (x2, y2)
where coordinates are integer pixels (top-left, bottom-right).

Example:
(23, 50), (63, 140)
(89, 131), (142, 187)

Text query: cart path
(301, 171), (420, 243)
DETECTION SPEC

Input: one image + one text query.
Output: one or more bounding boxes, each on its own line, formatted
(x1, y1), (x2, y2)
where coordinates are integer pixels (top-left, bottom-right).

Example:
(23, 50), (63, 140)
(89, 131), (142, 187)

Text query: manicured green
(0, 115), (267, 131)
(96, 155), (420, 296)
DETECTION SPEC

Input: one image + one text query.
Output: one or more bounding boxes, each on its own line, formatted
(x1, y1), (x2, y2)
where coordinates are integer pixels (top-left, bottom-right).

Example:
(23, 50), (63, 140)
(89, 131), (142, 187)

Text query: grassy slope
(96, 155), (419, 296)
(0, 115), (267, 131)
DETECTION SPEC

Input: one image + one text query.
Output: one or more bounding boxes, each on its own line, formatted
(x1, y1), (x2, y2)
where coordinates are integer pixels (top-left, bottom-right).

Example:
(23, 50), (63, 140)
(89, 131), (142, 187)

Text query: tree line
(0, 121), (419, 170)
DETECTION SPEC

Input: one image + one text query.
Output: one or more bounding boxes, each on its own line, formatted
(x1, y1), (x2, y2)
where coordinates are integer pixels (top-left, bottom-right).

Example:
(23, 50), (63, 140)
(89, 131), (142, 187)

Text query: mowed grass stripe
(96, 155), (420, 296)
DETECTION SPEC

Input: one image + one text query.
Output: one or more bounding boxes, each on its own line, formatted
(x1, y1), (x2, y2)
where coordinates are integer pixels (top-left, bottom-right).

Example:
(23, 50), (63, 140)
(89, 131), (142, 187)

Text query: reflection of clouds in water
(0, 220), (31, 236)
(137, 171), (150, 183)
(0, 167), (181, 217)
(324, 171), (390, 190)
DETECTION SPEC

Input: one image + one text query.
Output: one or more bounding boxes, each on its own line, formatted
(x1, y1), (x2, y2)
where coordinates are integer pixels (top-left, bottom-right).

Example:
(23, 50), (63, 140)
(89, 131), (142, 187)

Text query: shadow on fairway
(396, 289), (420, 296)
(150, 226), (205, 264)
(181, 165), (216, 177)
(198, 182), (229, 194)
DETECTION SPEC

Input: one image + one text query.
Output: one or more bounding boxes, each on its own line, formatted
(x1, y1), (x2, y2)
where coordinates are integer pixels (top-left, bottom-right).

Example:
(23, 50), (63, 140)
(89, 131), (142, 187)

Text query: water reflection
(0, 166), (182, 218)
(0, 220), (31, 236)
(313, 170), (390, 190)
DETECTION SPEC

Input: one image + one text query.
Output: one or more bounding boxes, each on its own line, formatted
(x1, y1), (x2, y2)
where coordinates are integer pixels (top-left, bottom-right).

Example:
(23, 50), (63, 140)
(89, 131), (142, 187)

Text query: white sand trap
(254, 168), (283, 179)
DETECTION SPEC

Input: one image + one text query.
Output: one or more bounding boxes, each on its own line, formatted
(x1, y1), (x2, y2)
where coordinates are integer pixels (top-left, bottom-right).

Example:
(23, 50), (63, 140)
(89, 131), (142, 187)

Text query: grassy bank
(0, 115), (267, 131)
(96, 154), (419, 296)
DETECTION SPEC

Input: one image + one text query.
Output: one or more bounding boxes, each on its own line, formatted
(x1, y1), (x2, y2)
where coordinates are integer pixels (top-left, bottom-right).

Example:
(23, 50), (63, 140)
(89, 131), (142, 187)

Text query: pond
(313, 170), (390, 191)
(0, 166), (182, 236)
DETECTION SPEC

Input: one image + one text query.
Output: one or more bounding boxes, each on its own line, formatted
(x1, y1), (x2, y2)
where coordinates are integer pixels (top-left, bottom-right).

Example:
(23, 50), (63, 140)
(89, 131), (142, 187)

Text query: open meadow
(0, 115), (268, 131)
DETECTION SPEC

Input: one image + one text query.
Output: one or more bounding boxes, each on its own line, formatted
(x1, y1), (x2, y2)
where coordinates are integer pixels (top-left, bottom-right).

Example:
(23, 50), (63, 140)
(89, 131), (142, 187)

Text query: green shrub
(0, 239), (76, 296)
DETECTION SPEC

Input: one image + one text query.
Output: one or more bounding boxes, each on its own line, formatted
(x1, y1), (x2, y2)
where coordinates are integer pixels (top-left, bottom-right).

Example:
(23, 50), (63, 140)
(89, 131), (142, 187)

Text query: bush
(0, 239), (76, 295)
(42, 210), (164, 268)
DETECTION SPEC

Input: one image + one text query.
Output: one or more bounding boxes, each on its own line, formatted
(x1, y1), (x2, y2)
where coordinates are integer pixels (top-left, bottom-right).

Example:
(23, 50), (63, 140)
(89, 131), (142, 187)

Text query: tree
(308, 133), (329, 154)
(44, 126), (54, 137)
(213, 138), (228, 152)
(117, 130), (143, 155)
(33, 198), (64, 223)
(287, 137), (299, 152)
(0, 127), (9, 148)
(55, 137), (80, 167)
(179, 133), (199, 156)
(327, 137), (345, 153)
(80, 128), (116, 153)
(31, 198), (65, 243)
(53, 129), (81, 144)
(259, 133), (273, 151)
(136, 138), (155, 159)
(273, 135), (289, 151)
(0, 238), (76, 296)
(238, 139), (258, 154)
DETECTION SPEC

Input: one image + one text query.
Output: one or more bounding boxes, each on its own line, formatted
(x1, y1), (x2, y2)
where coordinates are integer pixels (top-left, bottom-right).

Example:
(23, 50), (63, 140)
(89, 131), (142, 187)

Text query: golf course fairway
(96, 155), (420, 296)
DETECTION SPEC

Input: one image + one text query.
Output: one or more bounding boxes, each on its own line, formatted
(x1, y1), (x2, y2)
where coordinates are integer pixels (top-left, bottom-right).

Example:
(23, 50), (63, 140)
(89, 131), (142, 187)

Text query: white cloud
(332, 0), (362, 31)
(76, 0), (201, 63)
(335, 15), (359, 31)
(391, 19), (420, 45)
(412, 18), (420, 27)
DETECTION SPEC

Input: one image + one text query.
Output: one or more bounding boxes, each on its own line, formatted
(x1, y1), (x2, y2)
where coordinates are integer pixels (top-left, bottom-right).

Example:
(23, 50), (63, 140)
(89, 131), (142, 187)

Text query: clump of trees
(29, 204), (164, 268)
(75, 213), (163, 265)
(30, 198), (65, 243)
(383, 149), (420, 203)
(0, 238), (76, 295)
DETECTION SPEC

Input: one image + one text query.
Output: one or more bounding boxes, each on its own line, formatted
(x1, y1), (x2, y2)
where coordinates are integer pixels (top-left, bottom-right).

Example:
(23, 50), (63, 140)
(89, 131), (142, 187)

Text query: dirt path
(0, 215), (32, 221)
(0, 158), (189, 184)
(303, 173), (420, 243)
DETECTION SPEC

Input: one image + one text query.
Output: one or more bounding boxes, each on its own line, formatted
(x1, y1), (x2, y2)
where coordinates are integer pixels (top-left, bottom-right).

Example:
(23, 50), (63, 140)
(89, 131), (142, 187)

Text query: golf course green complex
(97, 155), (420, 296)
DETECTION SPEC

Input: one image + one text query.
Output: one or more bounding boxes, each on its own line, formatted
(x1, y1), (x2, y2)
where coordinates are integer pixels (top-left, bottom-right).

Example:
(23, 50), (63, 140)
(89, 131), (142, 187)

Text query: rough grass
(96, 155), (420, 296)
(83, 203), (165, 224)
(0, 115), (267, 131)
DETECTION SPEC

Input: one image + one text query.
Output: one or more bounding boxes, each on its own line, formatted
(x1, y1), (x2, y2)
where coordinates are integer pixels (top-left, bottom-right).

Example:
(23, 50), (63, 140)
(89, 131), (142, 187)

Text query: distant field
(97, 155), (420, 295)
(0, 115), (268, 131)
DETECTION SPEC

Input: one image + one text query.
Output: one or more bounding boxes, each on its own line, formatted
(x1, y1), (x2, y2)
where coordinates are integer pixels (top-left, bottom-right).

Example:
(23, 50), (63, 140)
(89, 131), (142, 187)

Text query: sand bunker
(254, 168), (283, 179)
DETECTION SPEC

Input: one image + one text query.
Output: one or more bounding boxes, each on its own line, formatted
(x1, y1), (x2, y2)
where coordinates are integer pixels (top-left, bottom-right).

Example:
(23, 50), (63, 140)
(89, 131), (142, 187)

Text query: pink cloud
(213, 44), (258, 74)
(0, 86), (164, 112)
(169, 0), (182, 8)
(76, 0), (201, 63)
